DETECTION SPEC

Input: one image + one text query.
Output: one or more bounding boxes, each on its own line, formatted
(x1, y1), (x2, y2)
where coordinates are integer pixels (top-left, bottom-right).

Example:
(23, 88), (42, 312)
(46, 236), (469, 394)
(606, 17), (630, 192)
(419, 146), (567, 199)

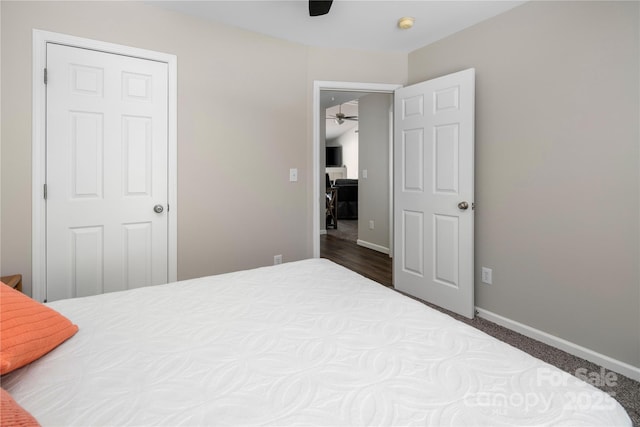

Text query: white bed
(3, 259), (631, 426)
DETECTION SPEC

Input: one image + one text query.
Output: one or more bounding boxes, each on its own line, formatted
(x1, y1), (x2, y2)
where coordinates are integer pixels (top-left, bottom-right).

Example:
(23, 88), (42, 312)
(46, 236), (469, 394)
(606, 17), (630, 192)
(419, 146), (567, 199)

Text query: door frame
(31, 30), (178, 302)
(312, 81), (401, 258)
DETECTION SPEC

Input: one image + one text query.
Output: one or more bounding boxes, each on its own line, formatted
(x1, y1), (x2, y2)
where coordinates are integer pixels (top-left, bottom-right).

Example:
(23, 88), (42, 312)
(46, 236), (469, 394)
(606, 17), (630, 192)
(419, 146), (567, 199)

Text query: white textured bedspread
(4, 259), (631, 426)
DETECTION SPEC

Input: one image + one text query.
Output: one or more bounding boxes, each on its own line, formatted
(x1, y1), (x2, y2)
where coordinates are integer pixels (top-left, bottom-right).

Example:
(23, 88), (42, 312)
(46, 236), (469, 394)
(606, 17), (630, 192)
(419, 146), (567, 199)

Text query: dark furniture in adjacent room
(326, 174), (338, 229)
(334, 179), (358, 219)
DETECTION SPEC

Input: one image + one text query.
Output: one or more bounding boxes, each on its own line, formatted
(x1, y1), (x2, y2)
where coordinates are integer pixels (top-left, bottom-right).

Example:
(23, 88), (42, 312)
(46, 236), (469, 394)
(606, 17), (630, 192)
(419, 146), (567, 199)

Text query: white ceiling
(150, 0), (525, 140)
(150, 0), (526, 53)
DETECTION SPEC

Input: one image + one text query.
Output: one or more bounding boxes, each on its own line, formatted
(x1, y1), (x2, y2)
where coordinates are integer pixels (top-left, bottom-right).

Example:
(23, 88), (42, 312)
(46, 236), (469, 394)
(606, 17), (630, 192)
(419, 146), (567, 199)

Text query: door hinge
(43, 184), (47, 199)
(44, 68), (48, 85)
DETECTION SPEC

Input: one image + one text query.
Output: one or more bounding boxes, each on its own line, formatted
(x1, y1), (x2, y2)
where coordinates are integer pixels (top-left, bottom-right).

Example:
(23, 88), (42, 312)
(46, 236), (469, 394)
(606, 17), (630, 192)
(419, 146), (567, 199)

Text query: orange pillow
(0, 388), (40, 426)
(0, 282), (78, 375)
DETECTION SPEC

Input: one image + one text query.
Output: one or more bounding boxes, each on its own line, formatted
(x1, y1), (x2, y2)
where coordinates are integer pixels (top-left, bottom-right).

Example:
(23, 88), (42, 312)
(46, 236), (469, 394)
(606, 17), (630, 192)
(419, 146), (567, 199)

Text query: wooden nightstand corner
(1, 274), (23, 293)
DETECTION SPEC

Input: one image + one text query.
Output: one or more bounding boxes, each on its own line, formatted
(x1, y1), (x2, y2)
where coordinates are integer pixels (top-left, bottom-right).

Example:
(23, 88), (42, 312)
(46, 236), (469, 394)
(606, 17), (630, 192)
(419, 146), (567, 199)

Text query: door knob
(457, 201), (469, 210)
(153, 204), (164, 213)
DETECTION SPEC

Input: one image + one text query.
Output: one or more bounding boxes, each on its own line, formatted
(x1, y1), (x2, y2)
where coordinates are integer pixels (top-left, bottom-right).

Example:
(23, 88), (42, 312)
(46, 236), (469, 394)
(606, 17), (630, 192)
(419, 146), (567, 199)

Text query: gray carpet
(397, 291), (640, 426)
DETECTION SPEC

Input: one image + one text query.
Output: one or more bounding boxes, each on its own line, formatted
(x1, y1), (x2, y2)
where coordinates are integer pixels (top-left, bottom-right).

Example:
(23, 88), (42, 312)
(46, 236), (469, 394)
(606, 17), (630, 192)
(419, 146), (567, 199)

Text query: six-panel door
(393, 69), (475, 318)
(46, 43), (169, 302)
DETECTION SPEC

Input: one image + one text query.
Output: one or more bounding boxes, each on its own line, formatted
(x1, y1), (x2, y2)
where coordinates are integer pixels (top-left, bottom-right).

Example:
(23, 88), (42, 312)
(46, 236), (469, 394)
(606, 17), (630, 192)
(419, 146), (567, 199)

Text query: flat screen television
(326, 146), (342, 167)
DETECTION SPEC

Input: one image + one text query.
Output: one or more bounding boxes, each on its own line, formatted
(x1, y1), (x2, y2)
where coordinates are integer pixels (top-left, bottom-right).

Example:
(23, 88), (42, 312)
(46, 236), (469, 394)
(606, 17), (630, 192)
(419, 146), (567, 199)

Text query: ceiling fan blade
(309, 0), (333, 17)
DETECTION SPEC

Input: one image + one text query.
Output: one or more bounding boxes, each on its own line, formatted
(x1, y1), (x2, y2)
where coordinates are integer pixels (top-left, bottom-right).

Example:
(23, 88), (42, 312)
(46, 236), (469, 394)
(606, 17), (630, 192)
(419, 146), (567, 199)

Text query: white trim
(32, 29), (178, 302)
(319, 229), (327, 236)
(313, 81), (402, 258)
(32, 30), (47, 302)
(167, 54), (178, 285)
(476, 307), (640, 382)
(356, 239), (390, 255)
(388, 105), (394, 259)
(637, 1), (640, 386)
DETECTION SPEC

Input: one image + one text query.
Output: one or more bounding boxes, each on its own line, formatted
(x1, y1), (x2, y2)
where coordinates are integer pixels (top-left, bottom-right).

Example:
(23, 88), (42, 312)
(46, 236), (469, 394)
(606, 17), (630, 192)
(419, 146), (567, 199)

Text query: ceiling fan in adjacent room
(309, 0), (333, 16)
(327, 103), (358, 125)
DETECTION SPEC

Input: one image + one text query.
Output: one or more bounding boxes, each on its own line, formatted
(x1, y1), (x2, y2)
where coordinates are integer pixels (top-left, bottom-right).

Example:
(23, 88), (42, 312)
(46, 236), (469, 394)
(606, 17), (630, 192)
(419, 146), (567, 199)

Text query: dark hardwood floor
(320, 234), (392, 287)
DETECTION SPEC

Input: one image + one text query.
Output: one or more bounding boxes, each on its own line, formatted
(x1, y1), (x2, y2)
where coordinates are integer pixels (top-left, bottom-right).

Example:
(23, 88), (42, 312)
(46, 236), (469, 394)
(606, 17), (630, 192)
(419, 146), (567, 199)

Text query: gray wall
(358, 93), (392, 252)
(0, 1), (407, 294)
(409, 0), (640, 367)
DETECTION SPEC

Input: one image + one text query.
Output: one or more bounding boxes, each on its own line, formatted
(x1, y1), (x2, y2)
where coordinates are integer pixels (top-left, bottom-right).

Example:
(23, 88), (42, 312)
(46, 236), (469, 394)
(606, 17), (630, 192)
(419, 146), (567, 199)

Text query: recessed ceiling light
(398, 17), (415, 30)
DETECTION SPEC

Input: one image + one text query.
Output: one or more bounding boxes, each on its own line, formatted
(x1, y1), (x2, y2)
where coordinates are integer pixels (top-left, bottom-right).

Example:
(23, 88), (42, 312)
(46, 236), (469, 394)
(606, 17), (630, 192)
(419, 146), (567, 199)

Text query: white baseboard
(319, 229), (327, 235)
(356, 239), (389, 254)
(476, 308), (640, 382)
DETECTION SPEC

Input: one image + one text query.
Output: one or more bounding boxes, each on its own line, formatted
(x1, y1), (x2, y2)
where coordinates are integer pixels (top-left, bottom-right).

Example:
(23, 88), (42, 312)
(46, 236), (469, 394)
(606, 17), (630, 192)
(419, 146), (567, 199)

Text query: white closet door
(46, 43), (169, 301)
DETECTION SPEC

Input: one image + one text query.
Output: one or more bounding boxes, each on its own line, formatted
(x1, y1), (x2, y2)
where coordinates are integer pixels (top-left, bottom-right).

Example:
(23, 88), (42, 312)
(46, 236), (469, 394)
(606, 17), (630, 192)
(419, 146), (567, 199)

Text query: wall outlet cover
(481, 267), (493, 285)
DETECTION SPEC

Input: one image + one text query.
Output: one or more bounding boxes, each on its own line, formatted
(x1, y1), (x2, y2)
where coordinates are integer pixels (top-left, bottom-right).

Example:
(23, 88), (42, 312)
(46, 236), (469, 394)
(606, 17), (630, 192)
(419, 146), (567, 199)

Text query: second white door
(393, 69), (475, 318)
(46, 43), (169, 302)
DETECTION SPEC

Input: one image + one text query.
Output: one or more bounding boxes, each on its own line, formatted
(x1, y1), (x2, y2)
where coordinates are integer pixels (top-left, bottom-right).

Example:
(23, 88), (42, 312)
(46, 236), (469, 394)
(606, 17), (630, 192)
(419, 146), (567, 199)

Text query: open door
(393, 68), (475, 318)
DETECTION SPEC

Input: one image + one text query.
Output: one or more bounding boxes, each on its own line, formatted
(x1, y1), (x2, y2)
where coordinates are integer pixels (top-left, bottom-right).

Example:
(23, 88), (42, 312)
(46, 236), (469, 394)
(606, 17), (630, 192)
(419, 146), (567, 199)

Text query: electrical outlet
(274, 254), (283, 265)
(481, 267), (493, 285)
(289, 168), (298, 182)
(369, 220), (374, 230)
(362, 169), (368, 179)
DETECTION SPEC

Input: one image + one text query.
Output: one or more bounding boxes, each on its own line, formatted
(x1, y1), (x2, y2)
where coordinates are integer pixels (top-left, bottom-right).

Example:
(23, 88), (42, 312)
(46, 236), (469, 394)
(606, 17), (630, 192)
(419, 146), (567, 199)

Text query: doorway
(313, 81), (400, 261)
(323, 93), (361, 244)
(314, 82), (400, 286)
(322, 93), (394, 248)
